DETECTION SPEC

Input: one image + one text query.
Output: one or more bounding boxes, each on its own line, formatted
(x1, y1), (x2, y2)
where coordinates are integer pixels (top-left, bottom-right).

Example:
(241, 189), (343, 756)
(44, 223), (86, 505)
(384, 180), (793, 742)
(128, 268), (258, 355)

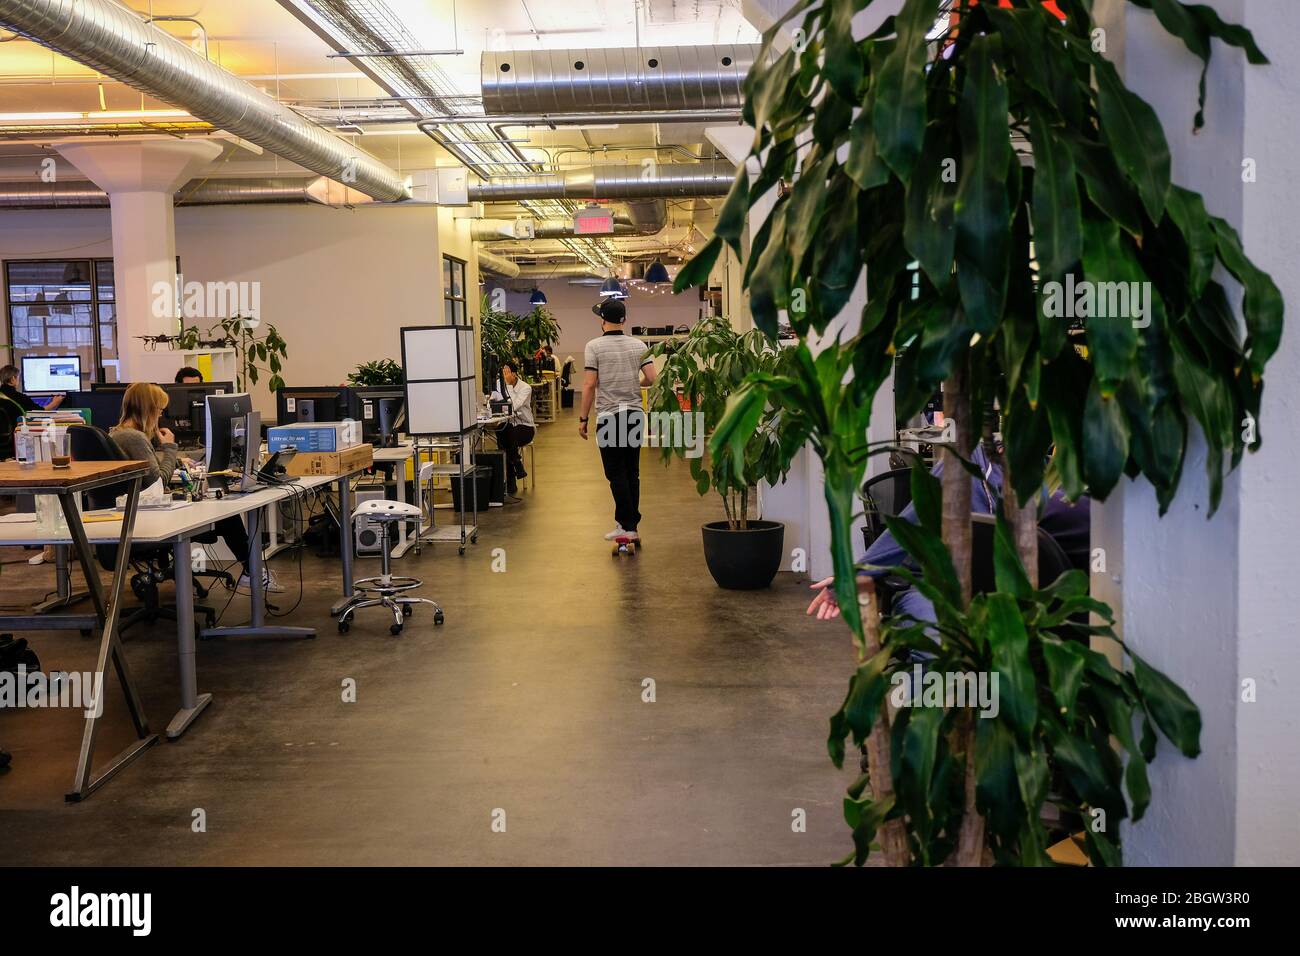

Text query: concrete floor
(0, 409), (859, 865)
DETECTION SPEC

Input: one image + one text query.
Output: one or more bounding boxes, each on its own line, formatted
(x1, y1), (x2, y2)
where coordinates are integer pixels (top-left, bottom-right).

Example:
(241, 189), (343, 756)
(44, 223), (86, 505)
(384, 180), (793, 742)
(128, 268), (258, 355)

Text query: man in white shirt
(498, 360), (535, 496)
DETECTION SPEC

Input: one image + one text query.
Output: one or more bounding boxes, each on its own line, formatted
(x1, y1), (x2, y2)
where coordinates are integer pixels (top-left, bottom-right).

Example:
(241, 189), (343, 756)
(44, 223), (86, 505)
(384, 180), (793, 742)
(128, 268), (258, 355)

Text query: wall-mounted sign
(573, 207), (614, 235)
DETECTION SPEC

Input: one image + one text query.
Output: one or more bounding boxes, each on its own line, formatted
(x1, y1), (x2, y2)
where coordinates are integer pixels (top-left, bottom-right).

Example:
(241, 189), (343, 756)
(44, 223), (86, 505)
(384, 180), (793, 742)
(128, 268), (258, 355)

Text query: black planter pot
(701, 520), (785, 590)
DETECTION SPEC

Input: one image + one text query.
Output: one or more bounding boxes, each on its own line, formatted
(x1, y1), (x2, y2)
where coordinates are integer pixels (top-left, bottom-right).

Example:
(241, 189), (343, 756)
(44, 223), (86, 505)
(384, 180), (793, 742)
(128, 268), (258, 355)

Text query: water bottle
(14, 422), (36, 468)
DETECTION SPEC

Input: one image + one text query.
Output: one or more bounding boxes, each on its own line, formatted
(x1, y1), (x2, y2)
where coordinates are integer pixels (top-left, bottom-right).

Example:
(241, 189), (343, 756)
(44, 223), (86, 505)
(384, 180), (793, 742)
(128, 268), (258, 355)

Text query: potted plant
(178, 315), (289, 392)
(645, 316), (792, 589)
(478, 295), (561, 389)
(347, 359), (404, 387)
(678, 0), (1279, 864)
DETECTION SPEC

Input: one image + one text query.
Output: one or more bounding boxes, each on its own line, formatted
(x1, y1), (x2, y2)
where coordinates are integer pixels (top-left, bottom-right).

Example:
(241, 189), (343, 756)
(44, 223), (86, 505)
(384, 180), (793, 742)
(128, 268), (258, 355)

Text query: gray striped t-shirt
(584, 330), (651, 417)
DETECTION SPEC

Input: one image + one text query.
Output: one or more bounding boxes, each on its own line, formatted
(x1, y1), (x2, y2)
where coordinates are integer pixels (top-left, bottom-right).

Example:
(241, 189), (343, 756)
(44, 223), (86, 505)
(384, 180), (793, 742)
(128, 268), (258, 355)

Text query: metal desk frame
(0, 465), (155, 802)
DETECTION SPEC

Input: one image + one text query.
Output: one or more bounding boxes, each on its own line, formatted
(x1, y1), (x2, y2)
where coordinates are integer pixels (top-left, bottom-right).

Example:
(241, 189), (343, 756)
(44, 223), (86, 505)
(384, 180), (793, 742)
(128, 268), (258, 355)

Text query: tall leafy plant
(644, 317), (792, 528)
(681, 0), (1280, 865)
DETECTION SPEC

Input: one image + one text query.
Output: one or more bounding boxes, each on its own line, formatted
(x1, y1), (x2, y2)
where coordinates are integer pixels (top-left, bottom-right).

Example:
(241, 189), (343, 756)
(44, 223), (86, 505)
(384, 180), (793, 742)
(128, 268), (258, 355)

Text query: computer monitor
(352, 386), (405, 447)
(22, 355), (81, 393)
(276, 385), (357, 426)
(64, 390), (124, 429)
(162, 382), (232, 447)
(205, 393), (260, 492)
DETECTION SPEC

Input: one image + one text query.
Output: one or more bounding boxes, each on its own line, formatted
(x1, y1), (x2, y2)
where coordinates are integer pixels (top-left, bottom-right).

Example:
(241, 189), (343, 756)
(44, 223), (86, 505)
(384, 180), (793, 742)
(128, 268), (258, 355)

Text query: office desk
(0, 459), (153, 801)
(0, 469), (363, 749)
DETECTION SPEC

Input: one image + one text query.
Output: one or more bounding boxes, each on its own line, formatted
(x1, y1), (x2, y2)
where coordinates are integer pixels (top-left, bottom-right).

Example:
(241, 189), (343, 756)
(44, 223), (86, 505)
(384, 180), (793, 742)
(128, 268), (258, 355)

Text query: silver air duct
(468, 163), (734, 203)
(477, 249), (520, 279)
(0, 0), (408, 202)
(513, 264), (605, 279)
(623, 199), (667, 235)
(0, 177), (349, 209)
(481, 45), (759, 114)
(471, 218), (639, 241)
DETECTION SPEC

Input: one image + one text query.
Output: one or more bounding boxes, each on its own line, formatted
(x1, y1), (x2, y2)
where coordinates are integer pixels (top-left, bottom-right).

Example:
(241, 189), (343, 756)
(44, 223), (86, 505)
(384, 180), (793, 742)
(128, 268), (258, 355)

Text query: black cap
(592, 298), (626, 323)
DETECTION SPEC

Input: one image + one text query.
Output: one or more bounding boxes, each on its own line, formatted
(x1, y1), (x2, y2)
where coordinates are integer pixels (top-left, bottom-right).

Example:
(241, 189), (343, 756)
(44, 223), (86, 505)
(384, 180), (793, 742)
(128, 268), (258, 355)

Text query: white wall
(0, 200), (469, 418)
(1097, 0), (1300, 865)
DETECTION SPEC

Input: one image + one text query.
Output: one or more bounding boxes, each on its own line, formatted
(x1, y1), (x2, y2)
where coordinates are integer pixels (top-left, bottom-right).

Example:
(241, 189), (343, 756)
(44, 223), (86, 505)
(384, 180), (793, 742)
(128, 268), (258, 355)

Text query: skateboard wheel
(434, 611), (445, 625)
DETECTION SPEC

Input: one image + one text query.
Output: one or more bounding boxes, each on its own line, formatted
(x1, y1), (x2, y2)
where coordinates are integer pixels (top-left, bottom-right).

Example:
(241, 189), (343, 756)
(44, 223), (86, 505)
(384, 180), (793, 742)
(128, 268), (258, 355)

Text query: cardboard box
(283, 443), (373, 477)
(268, 421), (361, 453)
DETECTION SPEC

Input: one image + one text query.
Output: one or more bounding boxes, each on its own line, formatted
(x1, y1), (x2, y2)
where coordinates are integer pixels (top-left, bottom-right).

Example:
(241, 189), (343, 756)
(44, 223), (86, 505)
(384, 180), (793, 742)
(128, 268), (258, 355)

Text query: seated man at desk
(1, 364), (63, 411)
(111, 383), (281, 594)
(174, 366), (203, 384)
(495, 361), (535, 496)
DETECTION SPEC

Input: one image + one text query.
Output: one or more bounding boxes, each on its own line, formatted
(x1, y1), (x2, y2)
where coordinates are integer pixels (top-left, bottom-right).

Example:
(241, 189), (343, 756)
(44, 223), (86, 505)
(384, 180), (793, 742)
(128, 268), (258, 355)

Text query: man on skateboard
(579, 298), (657, 546)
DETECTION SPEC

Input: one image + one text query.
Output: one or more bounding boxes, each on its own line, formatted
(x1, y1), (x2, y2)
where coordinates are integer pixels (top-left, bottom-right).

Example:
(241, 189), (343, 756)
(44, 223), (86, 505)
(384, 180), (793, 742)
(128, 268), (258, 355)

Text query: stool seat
(352, 498), (421, 521)
(338, 498), (443, 635)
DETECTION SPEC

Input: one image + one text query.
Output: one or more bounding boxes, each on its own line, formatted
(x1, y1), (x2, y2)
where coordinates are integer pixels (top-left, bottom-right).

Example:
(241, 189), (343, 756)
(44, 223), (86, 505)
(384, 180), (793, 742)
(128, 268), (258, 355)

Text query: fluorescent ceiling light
(0, 109), (192, 122)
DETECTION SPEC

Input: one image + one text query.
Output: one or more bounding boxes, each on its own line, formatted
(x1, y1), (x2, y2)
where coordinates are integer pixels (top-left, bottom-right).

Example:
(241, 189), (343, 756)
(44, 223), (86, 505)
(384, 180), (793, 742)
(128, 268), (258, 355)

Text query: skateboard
(611, 535), (641, 557)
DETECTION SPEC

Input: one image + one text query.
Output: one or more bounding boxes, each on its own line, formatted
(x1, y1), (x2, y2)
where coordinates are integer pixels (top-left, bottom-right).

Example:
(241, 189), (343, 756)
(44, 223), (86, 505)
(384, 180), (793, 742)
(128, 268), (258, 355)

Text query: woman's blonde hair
(115, 382), (169, 440)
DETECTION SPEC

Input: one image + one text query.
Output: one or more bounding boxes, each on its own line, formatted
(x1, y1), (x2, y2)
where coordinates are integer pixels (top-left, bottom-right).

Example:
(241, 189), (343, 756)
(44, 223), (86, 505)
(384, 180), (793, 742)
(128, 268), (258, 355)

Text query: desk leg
(201, 504), (315, 640)
(167, 536), (211, 739)
(330, 474), (357, 616)
(34, 544), (90, 614)
(60, 479), (159, 801)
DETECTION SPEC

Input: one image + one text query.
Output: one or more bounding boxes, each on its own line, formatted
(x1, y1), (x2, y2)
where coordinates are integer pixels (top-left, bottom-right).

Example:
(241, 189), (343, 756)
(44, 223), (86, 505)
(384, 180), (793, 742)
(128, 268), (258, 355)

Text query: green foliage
(679, 0), (1274, 864)
(347, 359), (404, 387)
(179, 315), (289, 393)
(479, 294), (561, 384)
(645, 317), (793, 528)
(824, 462), (1199, 866)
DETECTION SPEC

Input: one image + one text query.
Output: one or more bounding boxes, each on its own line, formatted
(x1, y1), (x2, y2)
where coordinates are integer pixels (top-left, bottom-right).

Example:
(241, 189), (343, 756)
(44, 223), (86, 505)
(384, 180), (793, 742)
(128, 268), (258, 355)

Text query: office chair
(861, 467), (914, 550)
(337, 499), (443, 635)
(68, 424), (232, 633)
(0, 396), (21, 461)
(876, 514), (1081, 627)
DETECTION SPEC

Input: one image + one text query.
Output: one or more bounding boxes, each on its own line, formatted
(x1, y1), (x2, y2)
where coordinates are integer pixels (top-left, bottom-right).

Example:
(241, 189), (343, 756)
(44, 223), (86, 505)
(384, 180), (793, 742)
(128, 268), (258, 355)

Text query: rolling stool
(337, 499), (444, 635)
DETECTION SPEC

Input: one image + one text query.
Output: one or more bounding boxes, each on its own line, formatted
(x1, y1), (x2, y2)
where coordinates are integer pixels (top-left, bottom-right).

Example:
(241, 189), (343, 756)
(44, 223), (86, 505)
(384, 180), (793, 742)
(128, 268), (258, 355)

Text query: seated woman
(111, 382), (280, 594)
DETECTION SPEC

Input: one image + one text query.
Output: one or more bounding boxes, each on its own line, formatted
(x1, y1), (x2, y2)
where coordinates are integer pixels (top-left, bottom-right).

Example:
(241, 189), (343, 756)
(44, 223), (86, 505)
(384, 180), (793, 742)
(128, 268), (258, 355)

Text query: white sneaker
(603, 526), (627, 540)
(27, 552), (46, 566)
(236, 568), (285, 594)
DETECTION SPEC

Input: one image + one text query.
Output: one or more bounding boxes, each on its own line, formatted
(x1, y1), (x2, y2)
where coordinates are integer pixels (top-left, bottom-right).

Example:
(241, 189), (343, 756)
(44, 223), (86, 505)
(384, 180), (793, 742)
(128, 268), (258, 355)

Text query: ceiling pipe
(481, 45), (759, 114)
(0, 0), (408, 202)
(471, 217), (640, 241)
(512, 263), (605, 279)
(467, 162), (734, 203)
(0, 177), (357, 209)
(477, 249), (520, 279)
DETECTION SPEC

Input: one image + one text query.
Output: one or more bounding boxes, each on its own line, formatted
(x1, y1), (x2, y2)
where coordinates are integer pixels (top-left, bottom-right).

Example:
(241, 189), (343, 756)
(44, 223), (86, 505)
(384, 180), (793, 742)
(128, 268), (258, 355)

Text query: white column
(1096, 0), (1300, 865)
(54, 138), (223, 382)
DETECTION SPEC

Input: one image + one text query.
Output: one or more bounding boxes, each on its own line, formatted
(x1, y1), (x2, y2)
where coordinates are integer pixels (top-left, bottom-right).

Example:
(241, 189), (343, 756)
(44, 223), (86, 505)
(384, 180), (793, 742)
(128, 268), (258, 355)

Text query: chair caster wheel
(403, 604), (413, 617)
(434, 611), (445, 625)
(471, 533), (478, 544)
(389, 623), (403, 635)
(337, 620), (350, 634)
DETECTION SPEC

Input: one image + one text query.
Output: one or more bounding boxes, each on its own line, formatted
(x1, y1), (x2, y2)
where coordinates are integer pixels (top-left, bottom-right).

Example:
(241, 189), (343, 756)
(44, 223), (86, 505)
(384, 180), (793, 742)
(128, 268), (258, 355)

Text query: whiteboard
(402, 325), (478, 434)
(403, 325), (471, 381)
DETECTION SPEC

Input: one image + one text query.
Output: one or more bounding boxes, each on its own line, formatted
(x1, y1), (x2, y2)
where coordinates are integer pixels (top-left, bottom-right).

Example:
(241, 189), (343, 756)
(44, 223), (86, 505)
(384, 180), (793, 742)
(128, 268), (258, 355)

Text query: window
(4, 258), (120, 386)
(443, 254), (466, 325)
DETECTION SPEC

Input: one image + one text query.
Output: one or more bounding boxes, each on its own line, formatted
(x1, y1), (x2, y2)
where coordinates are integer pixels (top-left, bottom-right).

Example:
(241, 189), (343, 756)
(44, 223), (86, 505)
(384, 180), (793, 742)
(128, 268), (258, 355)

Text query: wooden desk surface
(0, 460), (149, 489)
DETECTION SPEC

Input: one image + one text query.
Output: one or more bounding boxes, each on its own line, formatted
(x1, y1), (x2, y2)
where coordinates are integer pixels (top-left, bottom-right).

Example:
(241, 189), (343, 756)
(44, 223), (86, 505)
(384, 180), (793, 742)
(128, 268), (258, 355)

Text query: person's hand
(578, 419), (588, 441)
(158, 426), (176, 445)
(806, 575), (875, 621)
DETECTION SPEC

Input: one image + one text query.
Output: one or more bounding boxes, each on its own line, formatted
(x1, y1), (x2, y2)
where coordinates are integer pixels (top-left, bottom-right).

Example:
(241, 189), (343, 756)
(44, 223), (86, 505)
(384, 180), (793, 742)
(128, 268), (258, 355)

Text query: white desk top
(0, 473), (341, 547)
(372, 444), (415, 462)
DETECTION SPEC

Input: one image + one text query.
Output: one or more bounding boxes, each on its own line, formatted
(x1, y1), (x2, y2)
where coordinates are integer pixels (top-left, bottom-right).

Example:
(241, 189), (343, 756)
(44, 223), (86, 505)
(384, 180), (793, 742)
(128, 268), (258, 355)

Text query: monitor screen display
(22, 355), (82, 392)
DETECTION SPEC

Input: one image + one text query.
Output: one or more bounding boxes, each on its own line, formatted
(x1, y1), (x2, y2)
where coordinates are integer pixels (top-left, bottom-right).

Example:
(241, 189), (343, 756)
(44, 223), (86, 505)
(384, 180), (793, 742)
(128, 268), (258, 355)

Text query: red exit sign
(574, 208), (614, 235)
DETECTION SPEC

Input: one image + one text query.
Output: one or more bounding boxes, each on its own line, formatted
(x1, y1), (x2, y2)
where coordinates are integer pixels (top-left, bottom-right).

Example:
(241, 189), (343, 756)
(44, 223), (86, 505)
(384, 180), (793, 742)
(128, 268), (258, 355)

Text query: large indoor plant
(645, 316), (793, 588)
(678, 0), (1280, 864)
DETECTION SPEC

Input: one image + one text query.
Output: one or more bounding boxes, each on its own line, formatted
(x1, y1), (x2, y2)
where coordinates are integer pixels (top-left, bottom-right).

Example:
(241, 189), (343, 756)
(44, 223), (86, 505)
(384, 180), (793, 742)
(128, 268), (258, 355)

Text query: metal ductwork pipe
(470, 217), (639, 242)
(0, 0), (408, 202)
(481, 45), (759, 114)
(477, 249), (520, 279)
(467, 163), (734, 203)
(0, 177), (342, 209)
(622, 199), (666, 235)
(513, 264), (605, 279)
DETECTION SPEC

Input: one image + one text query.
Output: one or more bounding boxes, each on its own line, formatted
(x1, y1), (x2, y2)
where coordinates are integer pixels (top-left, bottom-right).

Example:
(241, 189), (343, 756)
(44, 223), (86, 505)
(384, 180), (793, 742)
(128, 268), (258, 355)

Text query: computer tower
(475, 450), (507, 507)
(353, 487), (390, 555)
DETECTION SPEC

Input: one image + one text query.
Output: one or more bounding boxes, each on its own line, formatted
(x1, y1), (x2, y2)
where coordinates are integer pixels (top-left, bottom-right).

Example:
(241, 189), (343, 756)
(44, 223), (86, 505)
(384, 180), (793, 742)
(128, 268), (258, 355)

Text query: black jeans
(214, 515), (252, 575)
(596, 410), (643, 533)
(497, 424), (535, 491)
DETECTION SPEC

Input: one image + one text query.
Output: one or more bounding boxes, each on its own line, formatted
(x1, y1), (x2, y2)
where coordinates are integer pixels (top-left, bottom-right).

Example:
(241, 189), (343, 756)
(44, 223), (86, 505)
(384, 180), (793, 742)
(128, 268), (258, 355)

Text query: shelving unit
(531, 375), (558, 424)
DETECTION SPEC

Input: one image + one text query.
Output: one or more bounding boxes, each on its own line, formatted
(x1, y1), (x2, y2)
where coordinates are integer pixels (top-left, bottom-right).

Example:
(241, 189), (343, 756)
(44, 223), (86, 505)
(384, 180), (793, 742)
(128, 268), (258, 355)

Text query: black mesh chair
(862, 467), (914, 550)
(68, 424), (230, 633)
(0, 396), (21, 461)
